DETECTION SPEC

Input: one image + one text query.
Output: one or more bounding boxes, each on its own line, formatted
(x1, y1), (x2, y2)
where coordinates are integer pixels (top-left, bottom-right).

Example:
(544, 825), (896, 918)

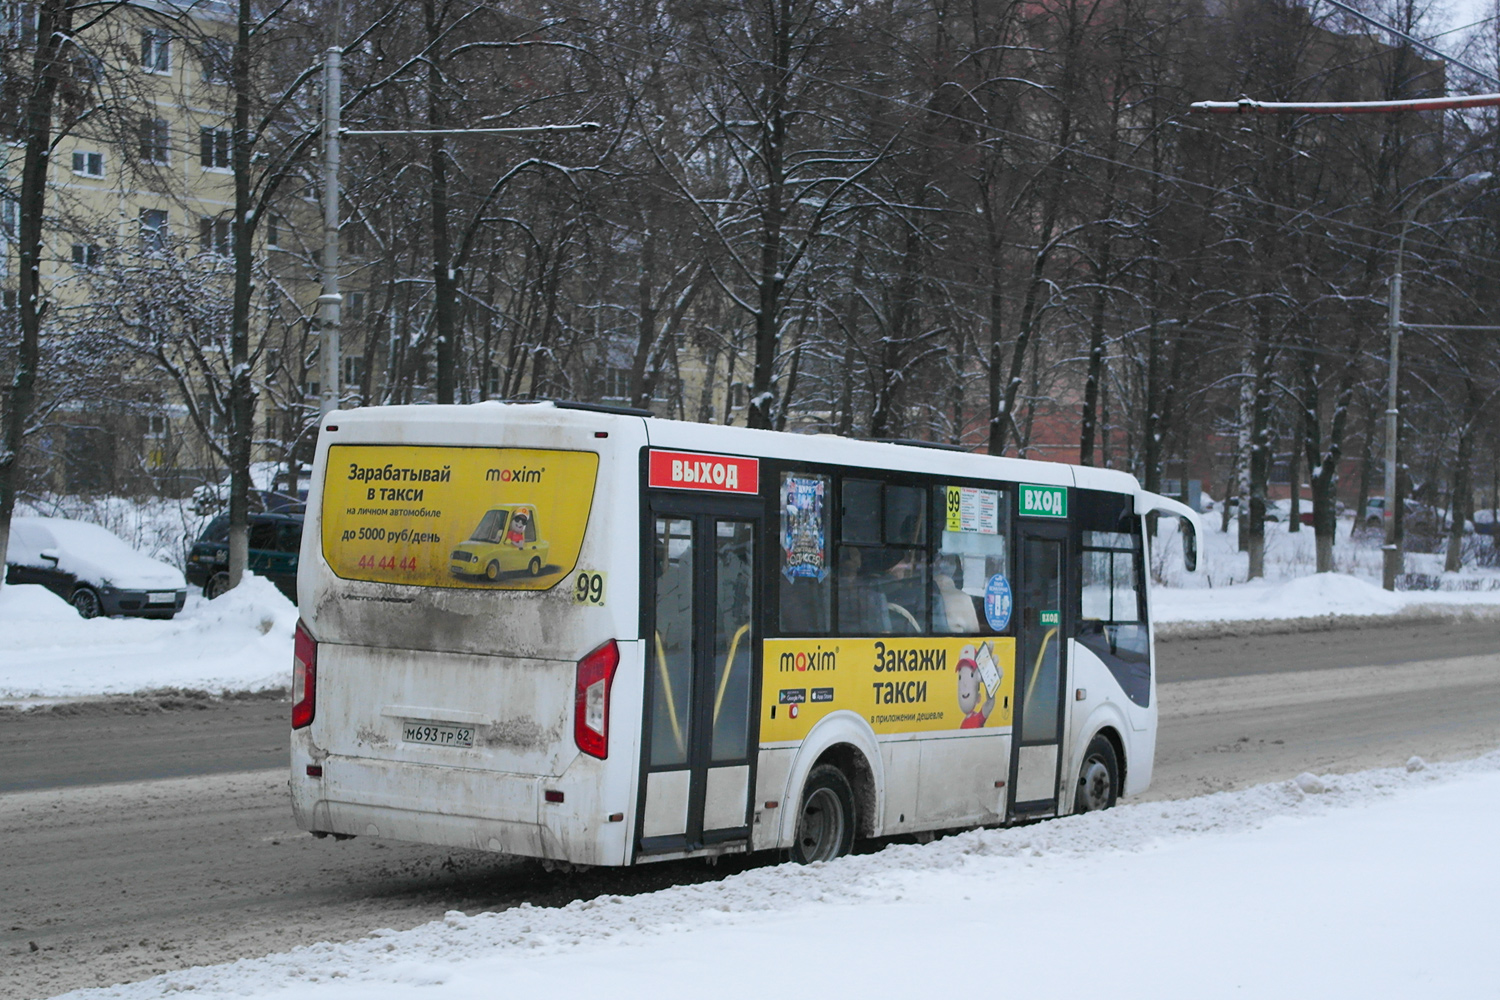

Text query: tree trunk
(1287, 399), (1303, 532)
(1079, 235), (1113, 467)
(1445, 384), (1479, 572)
(225, 0), (257, 590)
(0, 0), (72, 595)
(427, 0), (457, 405)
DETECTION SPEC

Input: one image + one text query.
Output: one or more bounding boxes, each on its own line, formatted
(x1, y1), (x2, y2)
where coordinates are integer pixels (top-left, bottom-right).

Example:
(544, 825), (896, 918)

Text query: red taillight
(292, 619), (317, 729)
(574, 639), (619, 759)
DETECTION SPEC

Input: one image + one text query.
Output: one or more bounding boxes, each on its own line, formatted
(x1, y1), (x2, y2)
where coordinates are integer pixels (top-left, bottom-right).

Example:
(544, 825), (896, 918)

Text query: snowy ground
(0, 576), (296, 701)
(45, 751), (1500, 1000)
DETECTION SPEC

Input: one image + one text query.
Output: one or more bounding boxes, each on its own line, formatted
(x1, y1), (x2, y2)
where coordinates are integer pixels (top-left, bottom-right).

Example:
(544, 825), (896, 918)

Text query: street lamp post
(318, 47), (342, 420)
(1382, 172), (1492, 591)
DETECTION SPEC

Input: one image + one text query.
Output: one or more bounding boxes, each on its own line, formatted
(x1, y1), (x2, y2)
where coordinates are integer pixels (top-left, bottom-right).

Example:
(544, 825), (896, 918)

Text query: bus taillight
(575, 639), (619, 759)
(292, 619), (317, 729)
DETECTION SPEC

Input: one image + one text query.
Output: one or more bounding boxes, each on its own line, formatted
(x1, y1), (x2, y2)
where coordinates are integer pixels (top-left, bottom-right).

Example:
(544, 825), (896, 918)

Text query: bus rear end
(289, 402), (645, 866)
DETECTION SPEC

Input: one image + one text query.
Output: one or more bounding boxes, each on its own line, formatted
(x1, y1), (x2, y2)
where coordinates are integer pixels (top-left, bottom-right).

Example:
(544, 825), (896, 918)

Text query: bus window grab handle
(713, 623), (751, 726)
(1024, 626), (1059, 709)
(653, 630), (686, 755)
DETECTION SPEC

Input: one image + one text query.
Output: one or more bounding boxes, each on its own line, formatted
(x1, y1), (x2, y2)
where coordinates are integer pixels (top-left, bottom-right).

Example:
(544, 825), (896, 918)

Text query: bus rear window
(321, 445), (598, 591)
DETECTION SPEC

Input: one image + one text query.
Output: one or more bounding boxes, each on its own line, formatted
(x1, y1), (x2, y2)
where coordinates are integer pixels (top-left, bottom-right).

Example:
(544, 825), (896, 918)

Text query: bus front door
(1011, 526), (1069, 817)
(640, 504), (759, 856)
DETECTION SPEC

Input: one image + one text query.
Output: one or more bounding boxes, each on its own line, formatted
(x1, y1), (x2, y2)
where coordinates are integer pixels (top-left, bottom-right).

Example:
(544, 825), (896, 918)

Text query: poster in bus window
(945, 486), (999, 534)
(321, 444), (598, 591)
(781, 474), (828, 581)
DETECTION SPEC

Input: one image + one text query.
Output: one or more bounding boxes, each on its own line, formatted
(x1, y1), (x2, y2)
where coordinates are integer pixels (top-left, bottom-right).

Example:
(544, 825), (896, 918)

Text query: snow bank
(1154, 571), (1408, 623)
(49, 751), (1500, 1000)
(0, 574), (295, 700)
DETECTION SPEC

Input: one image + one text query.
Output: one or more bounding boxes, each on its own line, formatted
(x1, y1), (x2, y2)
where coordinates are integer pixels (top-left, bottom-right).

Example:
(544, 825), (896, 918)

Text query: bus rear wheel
(528, 556), (542, 576)
(791, 764), (856, 863)
(1074, 734), (1120, 814)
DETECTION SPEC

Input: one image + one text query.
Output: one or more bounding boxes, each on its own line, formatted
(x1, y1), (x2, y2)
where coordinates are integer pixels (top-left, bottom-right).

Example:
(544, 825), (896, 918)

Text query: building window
(140, 118), (170, 164)
(70, 243), (101, 267)
(602, 366), (630, 401)
(199, 216), (232, 256)
(1, 196), (17, 239)
(140, 208), (168, 251)
(486, 365), (501, 398)
(199, 127), (230, 169)
(342, 354), (364, 388)
(345, 224), (365, 254)
(145, 413), (168, 438)
(71, 150), (104, 178)
(140, 28), (170, 73)
(199, 37), (231, 84)
(4, 2), (38, 47)
(347, 291), (364, 319)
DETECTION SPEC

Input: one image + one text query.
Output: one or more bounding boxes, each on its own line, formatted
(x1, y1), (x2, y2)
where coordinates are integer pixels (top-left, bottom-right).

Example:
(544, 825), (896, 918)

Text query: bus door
(639, 498), (760, 855)
(1010, 523), (1069, 817)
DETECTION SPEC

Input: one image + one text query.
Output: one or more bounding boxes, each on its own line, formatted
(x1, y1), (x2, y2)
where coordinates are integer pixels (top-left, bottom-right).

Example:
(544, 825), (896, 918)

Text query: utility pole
(1383, 272), (1401, 591)
(1194, 78), (1500, 591)
(318, 46), (342, 419)
(315, 56), (598, 416)
(1380, 173), (1494, 590)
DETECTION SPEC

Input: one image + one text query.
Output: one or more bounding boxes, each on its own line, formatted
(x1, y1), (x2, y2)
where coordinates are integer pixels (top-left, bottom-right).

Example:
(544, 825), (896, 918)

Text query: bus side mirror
(1181, 519), (1197, 573)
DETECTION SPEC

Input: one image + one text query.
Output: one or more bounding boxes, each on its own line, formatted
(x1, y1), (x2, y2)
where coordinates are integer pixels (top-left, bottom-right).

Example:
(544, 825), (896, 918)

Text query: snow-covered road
(45, 752), (1500, 1000)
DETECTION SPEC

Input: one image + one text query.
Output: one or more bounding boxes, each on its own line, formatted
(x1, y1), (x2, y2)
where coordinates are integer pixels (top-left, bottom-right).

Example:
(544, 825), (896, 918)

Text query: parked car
(185, 511), (303, 600)
(3, 516), (187, 619)
(1215, 497), (1287, 522)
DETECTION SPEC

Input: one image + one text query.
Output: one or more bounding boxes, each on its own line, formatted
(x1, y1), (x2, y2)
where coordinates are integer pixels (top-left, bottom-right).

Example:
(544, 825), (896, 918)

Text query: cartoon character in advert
(956, 642), (1002, 729)
(449, 504), (550, 581)
(505, 507), (531, 548)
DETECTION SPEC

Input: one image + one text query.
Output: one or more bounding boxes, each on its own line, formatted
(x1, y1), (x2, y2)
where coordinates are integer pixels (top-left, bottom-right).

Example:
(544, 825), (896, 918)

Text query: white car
(4, 516), (187, 619)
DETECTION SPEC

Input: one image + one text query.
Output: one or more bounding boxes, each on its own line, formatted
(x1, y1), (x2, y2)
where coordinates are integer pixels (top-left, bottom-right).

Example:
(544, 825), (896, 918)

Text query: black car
(186, 512), (304, 601)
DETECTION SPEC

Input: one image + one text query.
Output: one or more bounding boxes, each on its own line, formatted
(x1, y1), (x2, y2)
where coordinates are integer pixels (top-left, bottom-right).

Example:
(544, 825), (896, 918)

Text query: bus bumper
(290, 735), (633, 866)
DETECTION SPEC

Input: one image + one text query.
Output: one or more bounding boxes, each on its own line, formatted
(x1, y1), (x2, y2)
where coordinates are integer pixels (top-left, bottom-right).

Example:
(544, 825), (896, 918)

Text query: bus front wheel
(1074, 734), (1120, 813)
(791, 764), (856, 864)
(485, 560), (500, 581)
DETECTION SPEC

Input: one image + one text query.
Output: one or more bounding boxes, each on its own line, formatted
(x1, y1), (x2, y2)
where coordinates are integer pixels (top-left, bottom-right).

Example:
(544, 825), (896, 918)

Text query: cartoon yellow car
(449, 504), (550, 580)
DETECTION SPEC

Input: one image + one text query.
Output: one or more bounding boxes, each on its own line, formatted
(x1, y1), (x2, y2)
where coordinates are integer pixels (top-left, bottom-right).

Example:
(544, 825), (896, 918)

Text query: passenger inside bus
(836, 546), (891, 634)
(932, 554), (980, 633)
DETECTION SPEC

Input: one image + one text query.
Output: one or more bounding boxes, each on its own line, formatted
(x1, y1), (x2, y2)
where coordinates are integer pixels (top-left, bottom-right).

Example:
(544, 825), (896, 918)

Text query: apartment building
(2, 0), (320, 498)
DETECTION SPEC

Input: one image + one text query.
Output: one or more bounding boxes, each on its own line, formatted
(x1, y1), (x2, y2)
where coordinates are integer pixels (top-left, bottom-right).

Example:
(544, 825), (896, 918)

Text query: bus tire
(485, 560), (500, 581)
(1074, 734), (1120, 814)
(791, 764), (856, 863)
(528, 556), (542, 577)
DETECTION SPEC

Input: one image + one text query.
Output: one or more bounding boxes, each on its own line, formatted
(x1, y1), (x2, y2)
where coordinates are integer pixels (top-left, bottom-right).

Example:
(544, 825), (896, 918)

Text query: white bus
(290, 401), (1199, 864)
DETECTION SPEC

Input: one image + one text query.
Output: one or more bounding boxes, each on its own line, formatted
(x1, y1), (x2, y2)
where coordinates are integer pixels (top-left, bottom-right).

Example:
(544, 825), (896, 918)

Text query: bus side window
(779, 472), (832, 634)
(1075, 489), (1150, 707)
(932, 485), (1009, 635)
(835, 479), (927, 636)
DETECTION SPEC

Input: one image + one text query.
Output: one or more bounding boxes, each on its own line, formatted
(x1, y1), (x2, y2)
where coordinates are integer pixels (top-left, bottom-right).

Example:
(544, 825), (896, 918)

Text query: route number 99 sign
(574, 570), (606, 606)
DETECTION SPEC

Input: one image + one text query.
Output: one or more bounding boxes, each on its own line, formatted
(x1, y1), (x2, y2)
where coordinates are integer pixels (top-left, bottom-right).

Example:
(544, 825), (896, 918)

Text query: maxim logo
(779, 647), (837, 673)
(485, 466), (543, 483)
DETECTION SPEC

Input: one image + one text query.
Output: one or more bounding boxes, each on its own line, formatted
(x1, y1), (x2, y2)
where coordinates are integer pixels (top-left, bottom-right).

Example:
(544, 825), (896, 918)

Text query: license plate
(401, 721), (474, 748)
(148, 592), (175, 604)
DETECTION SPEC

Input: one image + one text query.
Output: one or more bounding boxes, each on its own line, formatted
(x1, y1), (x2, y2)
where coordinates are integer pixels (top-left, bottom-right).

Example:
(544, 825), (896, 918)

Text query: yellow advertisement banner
(321, 445), (599, 590)
(760, 636), (1016, 741)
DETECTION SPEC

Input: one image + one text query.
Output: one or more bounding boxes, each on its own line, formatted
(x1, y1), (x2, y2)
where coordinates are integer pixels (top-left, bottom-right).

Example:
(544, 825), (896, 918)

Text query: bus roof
(324, 400), (1143, 497)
